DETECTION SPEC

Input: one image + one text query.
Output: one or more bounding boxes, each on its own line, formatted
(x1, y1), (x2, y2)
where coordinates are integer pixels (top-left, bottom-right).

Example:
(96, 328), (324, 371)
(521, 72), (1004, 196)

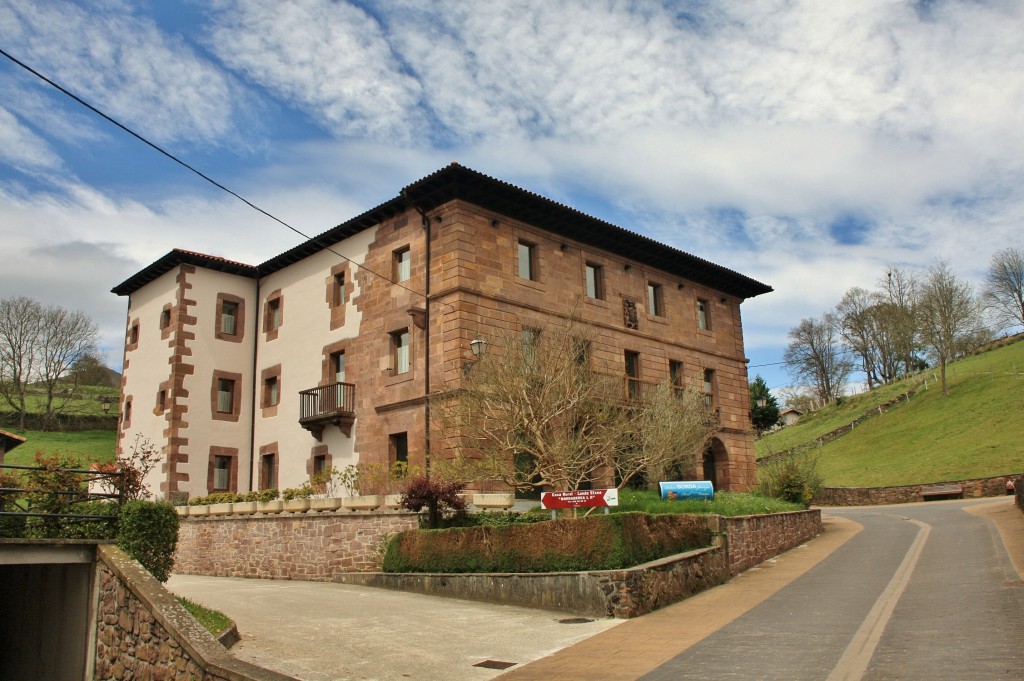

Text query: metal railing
(298, 381), (356, 423)
(0, 463), (123, 522)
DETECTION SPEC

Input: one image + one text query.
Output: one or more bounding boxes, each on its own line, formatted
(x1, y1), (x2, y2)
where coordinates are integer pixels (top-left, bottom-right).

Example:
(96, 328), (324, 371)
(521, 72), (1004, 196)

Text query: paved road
(639, 499), (1024, 680)
(166, 573), (622, 681)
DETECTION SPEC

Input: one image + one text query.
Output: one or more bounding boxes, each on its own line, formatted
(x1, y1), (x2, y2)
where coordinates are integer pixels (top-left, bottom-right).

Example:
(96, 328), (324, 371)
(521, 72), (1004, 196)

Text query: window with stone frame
(260, 452), (277, 490)
(703, 368), (716, 407)
(208, 448), (238, 493)
(394, 246), (412, 283)
(647, 282), (664, 317)
(585, 262), (604, 300)
(518, 240), (538, 281)
(697, 299), (711, 331)
(264, 291), (284, 340)
(390, 432), (409, 465)
(625, 350), (642, 400)
(216, 293), (245, 342)
(211, 370), (242, 421)
(391, 329), (411, 374)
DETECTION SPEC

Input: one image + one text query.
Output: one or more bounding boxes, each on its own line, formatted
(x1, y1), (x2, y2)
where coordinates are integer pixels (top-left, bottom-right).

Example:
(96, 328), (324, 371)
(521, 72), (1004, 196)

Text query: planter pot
(189, 504), (210, 516)
(310, 497), (344, 512)
(209, 502), (234, 516)
(342, 495), (383, 511)
(283, 498), (311, 513)
(175, 506), (190, 517)
(257, 500), (284, 514)
(472, 493), (515, 510)
(232, 501), (258, 515)
(383, 494), (404, 510)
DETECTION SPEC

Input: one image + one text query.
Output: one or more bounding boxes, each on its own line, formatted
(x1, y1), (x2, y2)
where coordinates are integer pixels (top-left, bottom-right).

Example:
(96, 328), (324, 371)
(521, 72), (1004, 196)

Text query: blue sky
(2, 0), (1022, 399)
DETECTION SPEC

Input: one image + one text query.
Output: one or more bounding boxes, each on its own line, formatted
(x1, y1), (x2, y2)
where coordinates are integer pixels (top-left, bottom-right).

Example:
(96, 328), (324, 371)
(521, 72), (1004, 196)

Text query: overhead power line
(0, 47), (423, 299)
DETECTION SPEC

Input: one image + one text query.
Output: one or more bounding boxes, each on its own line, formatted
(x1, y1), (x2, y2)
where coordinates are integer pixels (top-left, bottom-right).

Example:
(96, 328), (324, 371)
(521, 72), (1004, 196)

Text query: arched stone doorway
(703, 438), (728, 490)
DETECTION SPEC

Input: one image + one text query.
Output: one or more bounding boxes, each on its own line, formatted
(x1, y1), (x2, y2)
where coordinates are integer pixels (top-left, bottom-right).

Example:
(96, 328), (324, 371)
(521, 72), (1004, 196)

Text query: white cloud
(206, 0), (425, 143)
(0, 105), (61, 171)
(0, 0), (245, 146)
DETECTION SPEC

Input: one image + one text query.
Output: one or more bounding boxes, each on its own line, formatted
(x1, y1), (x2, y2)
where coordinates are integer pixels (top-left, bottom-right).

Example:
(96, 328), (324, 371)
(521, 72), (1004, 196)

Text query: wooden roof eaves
(111, 249), (257, 296)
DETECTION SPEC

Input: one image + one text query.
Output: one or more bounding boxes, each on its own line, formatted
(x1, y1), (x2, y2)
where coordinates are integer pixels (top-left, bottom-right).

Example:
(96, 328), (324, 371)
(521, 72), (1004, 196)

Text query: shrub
(0, 471), (27, 538)
(95, 433), (162, 501)
(758, 448), (823, 508)
(282, 484), (313, 501)
(383, 512), (712, 573)
(117, 501), (179, 582)
(400, 476), (467, 529)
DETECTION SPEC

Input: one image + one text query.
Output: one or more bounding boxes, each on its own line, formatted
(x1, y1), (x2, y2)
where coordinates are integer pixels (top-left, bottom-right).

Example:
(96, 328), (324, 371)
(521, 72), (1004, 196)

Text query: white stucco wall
(253, 229), (375, 491)
(179, 267), (257, 497)
(119, 269), (179, 498)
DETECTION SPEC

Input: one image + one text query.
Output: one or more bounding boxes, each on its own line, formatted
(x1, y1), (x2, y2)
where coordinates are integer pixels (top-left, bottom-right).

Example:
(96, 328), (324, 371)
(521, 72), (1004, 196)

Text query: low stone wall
(718, 510), (823, 575)
(175, 511), (419, 579)
(95, 544), (294, 681)
(337, 544), (728, 619)
(817, 474), (1019, 506)
(337, 509), (820, 618)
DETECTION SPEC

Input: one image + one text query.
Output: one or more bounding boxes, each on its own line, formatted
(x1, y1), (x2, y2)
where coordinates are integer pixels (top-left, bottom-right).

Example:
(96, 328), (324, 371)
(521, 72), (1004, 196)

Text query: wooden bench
(920, 484), (964, 501)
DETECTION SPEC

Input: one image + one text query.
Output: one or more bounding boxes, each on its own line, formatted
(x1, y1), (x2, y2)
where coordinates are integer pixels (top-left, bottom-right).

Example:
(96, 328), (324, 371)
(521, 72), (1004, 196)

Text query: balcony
(298, 382), (355, 440)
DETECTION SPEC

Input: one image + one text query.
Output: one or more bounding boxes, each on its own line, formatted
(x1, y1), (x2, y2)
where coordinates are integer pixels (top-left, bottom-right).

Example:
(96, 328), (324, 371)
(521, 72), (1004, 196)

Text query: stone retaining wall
(816, 474), (1019, 506)
(337, 544), (729, 619)
(95, 545), (294, 681)
(175, 511), (419, 579)
(719, 510), (823, 575)
(337, 509), (820, 618)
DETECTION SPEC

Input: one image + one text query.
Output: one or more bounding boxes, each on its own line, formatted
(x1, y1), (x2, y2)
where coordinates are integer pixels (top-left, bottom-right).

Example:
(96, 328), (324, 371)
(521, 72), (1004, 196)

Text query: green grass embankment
(2, 429), (117, 467)
(757, 337), (1024, 487)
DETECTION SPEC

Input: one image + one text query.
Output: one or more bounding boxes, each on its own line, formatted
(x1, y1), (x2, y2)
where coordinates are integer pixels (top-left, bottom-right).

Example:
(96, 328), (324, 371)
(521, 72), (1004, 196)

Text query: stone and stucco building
(112, 164), (771, 500)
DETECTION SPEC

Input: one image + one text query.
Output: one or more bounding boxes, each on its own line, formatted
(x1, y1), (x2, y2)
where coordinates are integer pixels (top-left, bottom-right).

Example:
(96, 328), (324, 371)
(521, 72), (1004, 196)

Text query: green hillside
(757, 336), (1024, 487)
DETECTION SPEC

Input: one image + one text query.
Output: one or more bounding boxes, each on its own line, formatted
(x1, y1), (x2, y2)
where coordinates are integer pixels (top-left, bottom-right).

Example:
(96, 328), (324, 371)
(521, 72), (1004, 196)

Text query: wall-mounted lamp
(756, 397), (767, 408)
(100, 397), (113, 414)
(559, 243), (568, 251)
(677, 283), (685, 290)
(720, 297), (727, 303)
(470, 338), (487, 357)
(491, 219), (500, 228)
(624, 263), (632, 271)
(433, 215), (442, 223)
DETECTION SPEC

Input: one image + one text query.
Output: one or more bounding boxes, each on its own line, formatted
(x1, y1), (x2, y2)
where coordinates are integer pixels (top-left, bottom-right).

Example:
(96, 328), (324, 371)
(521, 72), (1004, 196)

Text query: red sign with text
(541, 489), (619, 510)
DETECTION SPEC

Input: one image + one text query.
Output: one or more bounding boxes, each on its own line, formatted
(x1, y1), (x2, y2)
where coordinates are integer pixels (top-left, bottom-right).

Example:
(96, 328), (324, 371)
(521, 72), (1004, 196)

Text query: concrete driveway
(166, 573), (621, 681)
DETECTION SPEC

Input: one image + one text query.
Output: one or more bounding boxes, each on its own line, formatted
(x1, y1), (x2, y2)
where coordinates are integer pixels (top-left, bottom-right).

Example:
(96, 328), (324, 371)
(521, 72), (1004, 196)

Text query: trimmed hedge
(382, 511), (712, 573)
(117, 501), (179, 583)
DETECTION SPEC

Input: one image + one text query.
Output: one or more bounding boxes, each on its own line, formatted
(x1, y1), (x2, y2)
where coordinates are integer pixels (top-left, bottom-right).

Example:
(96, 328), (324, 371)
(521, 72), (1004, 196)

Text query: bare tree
(984, 247), (1024, 332)
(37, 307), (98, 429)
(783, 313), (852, 406)
(0, 297), (43, 428)
(432, 315), (717, 499)
(879, 266), (920, 378)
(836, 287), (883, 390)
(0, 297), (98, 429)
(918, 260), (979, 396)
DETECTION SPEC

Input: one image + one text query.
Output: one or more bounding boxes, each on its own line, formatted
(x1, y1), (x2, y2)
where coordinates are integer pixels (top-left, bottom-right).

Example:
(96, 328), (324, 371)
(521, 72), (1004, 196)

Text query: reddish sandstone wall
(817, 474), (1019, 506)
(720, 510), (822, 575)
(175, 512), (420, 579)
(95, 545), (293, 681)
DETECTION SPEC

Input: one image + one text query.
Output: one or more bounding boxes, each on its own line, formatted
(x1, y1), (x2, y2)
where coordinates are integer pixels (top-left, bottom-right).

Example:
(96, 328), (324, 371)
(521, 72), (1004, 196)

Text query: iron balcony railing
(298, 381), (356, 424)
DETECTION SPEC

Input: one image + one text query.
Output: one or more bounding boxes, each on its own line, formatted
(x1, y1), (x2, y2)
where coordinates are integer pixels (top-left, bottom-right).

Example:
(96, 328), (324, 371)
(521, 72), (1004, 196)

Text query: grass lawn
(176, 596), (232, 637)
(614, 489), (803, 515)
(3, 429), (117, 467)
